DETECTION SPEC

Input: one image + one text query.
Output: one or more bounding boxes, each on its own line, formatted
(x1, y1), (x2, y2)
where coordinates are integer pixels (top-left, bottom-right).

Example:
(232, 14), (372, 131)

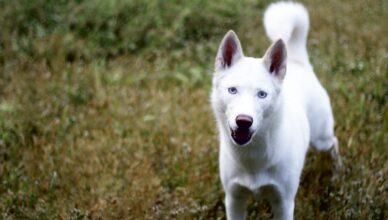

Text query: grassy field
(0, 0), (387, 219)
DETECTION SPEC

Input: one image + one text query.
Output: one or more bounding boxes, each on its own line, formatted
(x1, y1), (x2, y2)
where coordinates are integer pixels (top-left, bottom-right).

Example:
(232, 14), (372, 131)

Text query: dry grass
(0, 0), (387, 219)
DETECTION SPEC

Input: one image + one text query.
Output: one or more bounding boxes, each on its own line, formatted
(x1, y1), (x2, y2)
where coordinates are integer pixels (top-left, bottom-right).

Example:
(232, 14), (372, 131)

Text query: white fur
(211, 2), (342, 220)
(264, 2), (309, 64)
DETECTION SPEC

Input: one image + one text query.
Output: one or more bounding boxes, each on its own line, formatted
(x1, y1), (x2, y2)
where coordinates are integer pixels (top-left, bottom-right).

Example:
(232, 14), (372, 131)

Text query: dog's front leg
(271, 198), (294, 220)
(225, 193), (248, 220)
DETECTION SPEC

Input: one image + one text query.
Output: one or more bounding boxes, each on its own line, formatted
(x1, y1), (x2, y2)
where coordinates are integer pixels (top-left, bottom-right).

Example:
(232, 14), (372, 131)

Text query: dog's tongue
(231, 128), (252, 145)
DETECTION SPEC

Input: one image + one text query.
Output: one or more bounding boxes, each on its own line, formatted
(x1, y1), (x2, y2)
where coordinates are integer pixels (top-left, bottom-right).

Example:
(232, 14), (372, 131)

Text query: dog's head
(211, 30), (287, 146)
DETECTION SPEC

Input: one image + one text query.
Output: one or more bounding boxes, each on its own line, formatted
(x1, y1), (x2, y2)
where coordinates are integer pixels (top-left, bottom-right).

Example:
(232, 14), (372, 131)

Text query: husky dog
(210, 2), (342, 219)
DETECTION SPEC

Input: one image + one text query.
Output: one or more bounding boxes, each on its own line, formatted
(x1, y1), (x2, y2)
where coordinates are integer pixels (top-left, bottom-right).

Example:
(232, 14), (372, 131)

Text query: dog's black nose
(236, 115), (253, 129)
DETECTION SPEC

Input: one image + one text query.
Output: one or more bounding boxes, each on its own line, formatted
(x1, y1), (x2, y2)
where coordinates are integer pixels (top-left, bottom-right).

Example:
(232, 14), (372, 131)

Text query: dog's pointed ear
(263, 39), (287, 81)
(215, 30), (244, 72)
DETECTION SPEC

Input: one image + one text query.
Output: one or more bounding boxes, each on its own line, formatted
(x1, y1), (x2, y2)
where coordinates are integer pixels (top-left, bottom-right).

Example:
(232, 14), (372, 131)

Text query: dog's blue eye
(228, 87), (238, 94)
(257, 91), (267, 98)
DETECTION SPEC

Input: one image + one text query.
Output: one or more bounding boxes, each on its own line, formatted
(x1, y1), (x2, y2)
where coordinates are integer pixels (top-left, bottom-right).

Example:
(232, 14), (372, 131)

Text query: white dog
(210, 2), (342, 219)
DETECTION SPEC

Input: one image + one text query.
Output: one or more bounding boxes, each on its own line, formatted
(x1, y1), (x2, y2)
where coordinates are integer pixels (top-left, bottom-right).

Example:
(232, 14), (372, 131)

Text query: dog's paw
(330, 141), (344, 172)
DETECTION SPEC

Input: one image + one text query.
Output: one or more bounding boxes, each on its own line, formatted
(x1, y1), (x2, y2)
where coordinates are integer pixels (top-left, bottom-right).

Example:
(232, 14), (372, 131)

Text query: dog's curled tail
(264, 2), (309, 64)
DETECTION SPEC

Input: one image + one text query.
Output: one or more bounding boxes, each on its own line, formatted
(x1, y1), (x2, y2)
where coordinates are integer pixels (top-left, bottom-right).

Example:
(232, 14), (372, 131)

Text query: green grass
(0, 0), (387, 219)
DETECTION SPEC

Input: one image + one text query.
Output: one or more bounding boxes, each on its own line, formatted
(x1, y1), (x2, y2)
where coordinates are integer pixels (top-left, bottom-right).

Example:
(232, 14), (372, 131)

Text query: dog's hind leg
(312, 135), (343, 171)
(329, 137), (343, 171)
(309, 107), (343, 171)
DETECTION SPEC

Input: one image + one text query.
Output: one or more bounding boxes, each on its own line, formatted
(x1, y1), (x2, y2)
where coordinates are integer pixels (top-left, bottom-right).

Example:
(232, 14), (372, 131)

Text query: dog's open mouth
(231, 128), (253, 145)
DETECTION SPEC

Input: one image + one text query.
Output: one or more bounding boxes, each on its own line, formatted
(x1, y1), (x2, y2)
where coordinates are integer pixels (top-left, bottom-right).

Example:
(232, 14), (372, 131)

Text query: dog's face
(211, 31), (287, 146)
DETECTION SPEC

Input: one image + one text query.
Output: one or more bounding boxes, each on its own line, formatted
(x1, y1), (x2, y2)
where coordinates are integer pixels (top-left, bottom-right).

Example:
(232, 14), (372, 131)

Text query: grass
(0, 0), (387, 219)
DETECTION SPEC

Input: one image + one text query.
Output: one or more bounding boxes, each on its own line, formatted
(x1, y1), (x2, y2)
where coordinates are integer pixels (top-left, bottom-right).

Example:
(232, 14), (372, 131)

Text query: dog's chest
(234, 168), (283, 198)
